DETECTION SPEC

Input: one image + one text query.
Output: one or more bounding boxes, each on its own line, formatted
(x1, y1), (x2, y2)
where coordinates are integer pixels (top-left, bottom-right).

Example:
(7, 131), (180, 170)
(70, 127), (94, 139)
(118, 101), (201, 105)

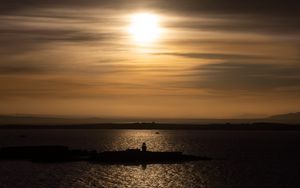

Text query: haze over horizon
(1, 0), (300, 118)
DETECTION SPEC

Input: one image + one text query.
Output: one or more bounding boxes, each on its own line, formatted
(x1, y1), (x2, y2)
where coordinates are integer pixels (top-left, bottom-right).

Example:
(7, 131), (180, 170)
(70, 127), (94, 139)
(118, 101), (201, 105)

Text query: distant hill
(269, 112), (300, 120)
(267, 112), (300, 123)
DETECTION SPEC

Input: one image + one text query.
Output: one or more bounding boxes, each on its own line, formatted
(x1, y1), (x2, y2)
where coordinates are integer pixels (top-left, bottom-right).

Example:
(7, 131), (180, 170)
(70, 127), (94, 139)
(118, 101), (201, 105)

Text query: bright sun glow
(129, 13), (161, 44)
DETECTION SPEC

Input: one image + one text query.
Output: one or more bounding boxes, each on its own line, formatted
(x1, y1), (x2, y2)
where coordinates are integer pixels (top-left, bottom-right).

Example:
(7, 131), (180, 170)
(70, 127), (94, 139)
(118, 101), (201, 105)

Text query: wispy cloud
(0, 0), (300, 117)
(153, 52), (265, 60)
(182, 62), (300, 92)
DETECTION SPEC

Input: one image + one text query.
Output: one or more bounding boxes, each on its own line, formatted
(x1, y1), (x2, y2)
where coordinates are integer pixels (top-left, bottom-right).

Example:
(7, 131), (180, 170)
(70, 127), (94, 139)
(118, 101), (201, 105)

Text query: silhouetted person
(142, 143), (147, 152)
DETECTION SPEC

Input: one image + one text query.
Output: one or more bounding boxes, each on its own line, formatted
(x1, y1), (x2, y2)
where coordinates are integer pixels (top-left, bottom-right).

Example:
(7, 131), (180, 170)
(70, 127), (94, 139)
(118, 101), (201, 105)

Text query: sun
(128, 13), (161, 44)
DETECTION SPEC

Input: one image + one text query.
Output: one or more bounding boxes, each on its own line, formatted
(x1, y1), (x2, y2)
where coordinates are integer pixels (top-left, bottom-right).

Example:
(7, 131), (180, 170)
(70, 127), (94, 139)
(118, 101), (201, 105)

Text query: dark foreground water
(0, 129), (300, 188)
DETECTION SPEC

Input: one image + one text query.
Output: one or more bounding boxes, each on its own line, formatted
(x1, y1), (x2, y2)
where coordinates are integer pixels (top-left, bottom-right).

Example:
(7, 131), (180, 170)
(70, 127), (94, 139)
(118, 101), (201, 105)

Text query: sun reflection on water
(70, 162), (208, 188)
(67, 130), (209, 188)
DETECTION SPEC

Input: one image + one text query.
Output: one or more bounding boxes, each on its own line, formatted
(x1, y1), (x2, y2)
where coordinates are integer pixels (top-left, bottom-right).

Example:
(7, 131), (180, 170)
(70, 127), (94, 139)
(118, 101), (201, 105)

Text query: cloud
(0, 28), (113, 43)
(156, 0), (300, 16)
(1, 0), (299, 15)
(153, 52), (264, 60)
(1, 1), (300, 98)
(0, 58), (134, 75)
(0, 63), (47, 74)
(184, 62), (300, 92)
(166, 16), (300, 36)
(0, 0), (148, 15)
(0, 12), (122, 56)
(0, 12), (119, 43)
(1, 1), (300, 42)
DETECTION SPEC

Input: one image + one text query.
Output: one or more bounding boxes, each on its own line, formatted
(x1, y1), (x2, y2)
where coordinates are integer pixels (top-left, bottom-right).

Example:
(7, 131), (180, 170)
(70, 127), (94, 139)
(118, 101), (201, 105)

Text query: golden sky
(1, 1), (300, 118)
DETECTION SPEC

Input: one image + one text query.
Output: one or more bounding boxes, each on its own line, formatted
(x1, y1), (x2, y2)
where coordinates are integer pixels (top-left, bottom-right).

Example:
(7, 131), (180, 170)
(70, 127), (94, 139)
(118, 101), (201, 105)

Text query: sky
(0, 0), (300, 118)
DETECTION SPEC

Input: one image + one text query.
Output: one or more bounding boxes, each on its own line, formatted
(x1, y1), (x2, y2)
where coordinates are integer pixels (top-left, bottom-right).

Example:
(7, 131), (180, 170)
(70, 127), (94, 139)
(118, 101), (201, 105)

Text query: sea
(0, 129), (299, 188)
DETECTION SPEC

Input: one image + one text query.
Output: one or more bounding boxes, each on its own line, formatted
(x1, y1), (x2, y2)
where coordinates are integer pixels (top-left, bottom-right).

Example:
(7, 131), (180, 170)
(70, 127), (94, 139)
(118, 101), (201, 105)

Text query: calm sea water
(0, 129), (300, 188)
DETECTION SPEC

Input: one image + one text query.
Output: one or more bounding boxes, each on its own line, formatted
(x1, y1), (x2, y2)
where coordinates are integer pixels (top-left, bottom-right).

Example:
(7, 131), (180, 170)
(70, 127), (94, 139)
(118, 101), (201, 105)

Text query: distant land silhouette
(268, 112), (300, 120)
(0, 112), (299, 130)
(0, 145), (211, 164)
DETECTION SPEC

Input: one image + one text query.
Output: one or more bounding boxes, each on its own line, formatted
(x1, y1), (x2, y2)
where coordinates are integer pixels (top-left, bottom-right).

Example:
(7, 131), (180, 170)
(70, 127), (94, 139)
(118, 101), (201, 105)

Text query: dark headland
(0, 145), (211, 164)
